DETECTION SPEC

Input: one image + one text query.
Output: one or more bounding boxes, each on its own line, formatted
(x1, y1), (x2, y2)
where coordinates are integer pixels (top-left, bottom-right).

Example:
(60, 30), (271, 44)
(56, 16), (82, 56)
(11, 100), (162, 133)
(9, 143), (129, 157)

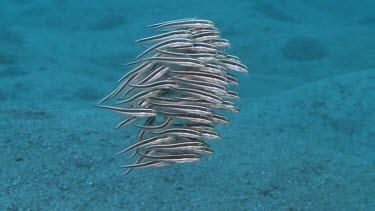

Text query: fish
(211, 114), (229, 124)
(98, 18), (247, 174)
(225, 90), (240, 99)
(126, 56), (207, 68)
(145, 141), (206, 150)
(153, 128), (202, 139)
(199, 129), (221, 140)
(134, 38), (193, 60)
(214, 101), (240, 112)
(138, 152), (202, 163)
(122, 150), (163, 175)
(116, 136), (174, 155)
(127, 117), (156, 160)
(117, 61), (153, 84)
(135, 117), (172, 130)
(136, 30), (192, 43)
(156, 48), (218, 62)
(96, 105), (157, 118)
(129, 80), (179, 89)
(121, 65), (169, 97)
(149, 19), (214, 29)
(168, 70), (230, 85)
(211, 38), (230, 48)
(116, 116), (137, 128)
(172, 87), (223, 104)
(170, 76), (228, 95)
(192, 31), (220, 42)
(149, 101), (212, 116)
(146, 18), (206, 28)
(145, 142), (211, 154)
(219, 59), (248, 73)
(116, 89), (161, 104)
(122, 160), (169, 170)
(181, 42), (218, 52)
(157, 111), (213, 124)
(98, 69), (144, 104)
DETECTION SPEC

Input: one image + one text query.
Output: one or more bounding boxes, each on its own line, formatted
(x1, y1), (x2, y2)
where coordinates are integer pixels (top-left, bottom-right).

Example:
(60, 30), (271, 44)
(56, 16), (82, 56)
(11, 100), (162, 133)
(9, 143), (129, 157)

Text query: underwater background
(1, 0), (374, 210)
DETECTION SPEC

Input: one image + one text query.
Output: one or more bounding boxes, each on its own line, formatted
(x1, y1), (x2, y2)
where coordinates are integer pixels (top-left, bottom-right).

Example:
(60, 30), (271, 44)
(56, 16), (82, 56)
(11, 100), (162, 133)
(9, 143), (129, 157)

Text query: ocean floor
(1, 0), (374, 210)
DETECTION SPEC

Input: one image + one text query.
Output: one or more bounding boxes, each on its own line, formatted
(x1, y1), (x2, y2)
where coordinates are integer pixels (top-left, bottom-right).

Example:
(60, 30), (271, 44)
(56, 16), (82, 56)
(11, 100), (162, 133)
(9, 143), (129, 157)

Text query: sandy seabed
(1, 0), (374, 210)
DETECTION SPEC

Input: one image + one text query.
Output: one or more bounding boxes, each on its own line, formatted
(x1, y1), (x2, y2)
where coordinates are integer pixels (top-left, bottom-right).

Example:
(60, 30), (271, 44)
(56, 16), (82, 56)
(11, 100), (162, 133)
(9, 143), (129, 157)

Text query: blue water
(1, 0), (374, 210)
